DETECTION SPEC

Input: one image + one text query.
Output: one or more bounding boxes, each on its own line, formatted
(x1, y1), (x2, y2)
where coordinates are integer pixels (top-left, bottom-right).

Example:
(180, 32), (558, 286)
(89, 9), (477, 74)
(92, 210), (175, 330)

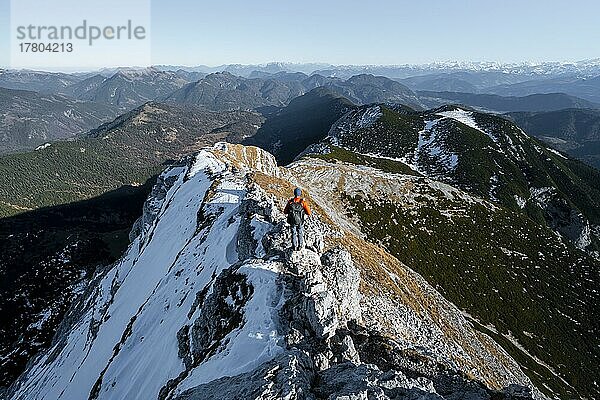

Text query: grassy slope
(307, 150), (599, 399)
(0, 103), (261, 218)
(313, 146), (420, 176)
(334, 105), (600, 251)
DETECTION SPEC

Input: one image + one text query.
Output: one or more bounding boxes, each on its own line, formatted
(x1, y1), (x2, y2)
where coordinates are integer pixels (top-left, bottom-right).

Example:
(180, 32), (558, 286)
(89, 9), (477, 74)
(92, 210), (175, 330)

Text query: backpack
(287, 200), (304, 225)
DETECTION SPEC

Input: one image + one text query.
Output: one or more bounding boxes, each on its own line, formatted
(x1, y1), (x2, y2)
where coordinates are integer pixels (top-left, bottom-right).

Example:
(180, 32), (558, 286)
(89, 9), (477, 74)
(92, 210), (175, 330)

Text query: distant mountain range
(62, 68), (190, 109)
(163, 71), (307, 110)
(507, 108), (600, 169)
(0, 87), (119, 154)
(418, 91), (600, 112)
(4, 64), (600, 157)
(486, 75), (600, 104)
(399, 71), (534, 92)
(164, 71), (424, 111)
(0, 70), (82, 93)
(399, 72), (600, 105)
(0, 70), (426, 154)
(154, 59), (600, 79)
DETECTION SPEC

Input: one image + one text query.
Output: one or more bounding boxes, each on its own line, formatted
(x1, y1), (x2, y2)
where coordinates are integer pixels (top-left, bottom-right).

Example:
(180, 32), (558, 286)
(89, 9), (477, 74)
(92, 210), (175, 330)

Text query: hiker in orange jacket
(284, 187), (311, 251)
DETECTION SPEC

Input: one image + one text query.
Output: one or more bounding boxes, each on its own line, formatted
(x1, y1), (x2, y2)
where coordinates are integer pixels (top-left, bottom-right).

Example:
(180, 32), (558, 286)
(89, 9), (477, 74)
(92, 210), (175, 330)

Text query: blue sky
(2, 0), (600, 69)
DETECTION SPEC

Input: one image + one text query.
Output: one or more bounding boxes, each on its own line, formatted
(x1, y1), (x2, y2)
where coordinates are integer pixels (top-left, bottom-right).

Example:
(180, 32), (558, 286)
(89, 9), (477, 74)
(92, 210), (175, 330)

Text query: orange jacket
(284, 197), (311, 216)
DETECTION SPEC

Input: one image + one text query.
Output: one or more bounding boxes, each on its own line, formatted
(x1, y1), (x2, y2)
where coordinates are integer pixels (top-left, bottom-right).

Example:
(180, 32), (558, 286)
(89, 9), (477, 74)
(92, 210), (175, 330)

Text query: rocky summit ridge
(7, 143), (541, 400)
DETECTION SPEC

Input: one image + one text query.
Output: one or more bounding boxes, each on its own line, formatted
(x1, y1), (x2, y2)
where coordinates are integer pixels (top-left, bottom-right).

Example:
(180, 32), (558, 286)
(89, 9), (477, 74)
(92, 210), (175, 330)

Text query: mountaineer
(284, 187), (312, 251)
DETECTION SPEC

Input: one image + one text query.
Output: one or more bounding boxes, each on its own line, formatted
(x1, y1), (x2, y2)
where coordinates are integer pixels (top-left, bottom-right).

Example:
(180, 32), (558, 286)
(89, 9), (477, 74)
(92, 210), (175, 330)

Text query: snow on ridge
(546, 148), (567, 159)
(10, 150), (286, 400)
(436, 109), (498, 144)
(188, 148), (226, 178)
(514, 195), (526, 209)
(413, 118), (459, 173)
(575, 222), (592, 250)
(34, 143), (51, 151)
(328, 105), (382, 145)
(357, 105), (382, 128)
(174, 260), (285, 395)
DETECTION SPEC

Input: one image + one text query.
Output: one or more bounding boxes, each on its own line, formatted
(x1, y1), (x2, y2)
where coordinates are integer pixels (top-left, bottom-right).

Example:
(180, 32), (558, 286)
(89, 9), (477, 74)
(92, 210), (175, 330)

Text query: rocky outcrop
(175, 203), (533, 400)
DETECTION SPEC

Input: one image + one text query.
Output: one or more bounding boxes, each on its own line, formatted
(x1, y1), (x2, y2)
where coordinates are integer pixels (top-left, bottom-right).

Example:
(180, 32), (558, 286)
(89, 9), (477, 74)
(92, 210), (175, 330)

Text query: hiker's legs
(297, 223), (304, 249)
(291, 224), (299, 249)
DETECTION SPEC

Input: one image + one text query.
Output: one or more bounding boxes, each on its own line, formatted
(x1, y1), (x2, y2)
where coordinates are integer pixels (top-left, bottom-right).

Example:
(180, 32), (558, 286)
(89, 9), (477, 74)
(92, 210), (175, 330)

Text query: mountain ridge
(6, 143), (544, 400)
(507, 108), (600, 169)
(0, 87), (120, 154)
(164, 72), (423, 111)
(303, 103), (600, 254)
(418, 91), (600, 112)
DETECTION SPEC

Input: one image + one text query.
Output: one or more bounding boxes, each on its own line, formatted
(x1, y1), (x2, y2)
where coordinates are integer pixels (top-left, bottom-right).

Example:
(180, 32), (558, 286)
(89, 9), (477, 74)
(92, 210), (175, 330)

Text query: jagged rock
(237, 185), (278, 260)
(173, 351), (315, 400)
(313, 362), (437, 400)
(289, 249), (323, 274)
(188, 267), (253, 364)
(302, 218), (326, 253)
(320, 247), (362, 325)
(172, 351), (530, 400)
(284, 248), (341, 341)
(304, 289), (339, 340)
(263, 221), (294, 256)
(313, 352), (331, 371)
(262, 218), (326, 259)
(505, 384), (533, 399)
(337, 334), (360, 364)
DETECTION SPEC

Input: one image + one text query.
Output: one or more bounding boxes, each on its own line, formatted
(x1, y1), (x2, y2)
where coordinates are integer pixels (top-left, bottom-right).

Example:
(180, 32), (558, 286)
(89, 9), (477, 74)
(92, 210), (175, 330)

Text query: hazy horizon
(4, 57), (600, 74)
(2, 0), (599, 71)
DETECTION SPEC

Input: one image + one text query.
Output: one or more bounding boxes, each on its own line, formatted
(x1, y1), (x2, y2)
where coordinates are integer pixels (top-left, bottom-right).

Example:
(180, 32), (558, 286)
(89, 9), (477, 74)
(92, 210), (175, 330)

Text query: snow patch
(328, 106), (382, 146)
(546, 148), (567, 159)
(27, 309), (52, 331)
(413, 118), (459, 173)
(188, 149), (226, 178)
(436, 109), (498, 144)
(357, 105), (382, 128)
(34, 143), (51, 151)
(174, 261), (285, 395)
